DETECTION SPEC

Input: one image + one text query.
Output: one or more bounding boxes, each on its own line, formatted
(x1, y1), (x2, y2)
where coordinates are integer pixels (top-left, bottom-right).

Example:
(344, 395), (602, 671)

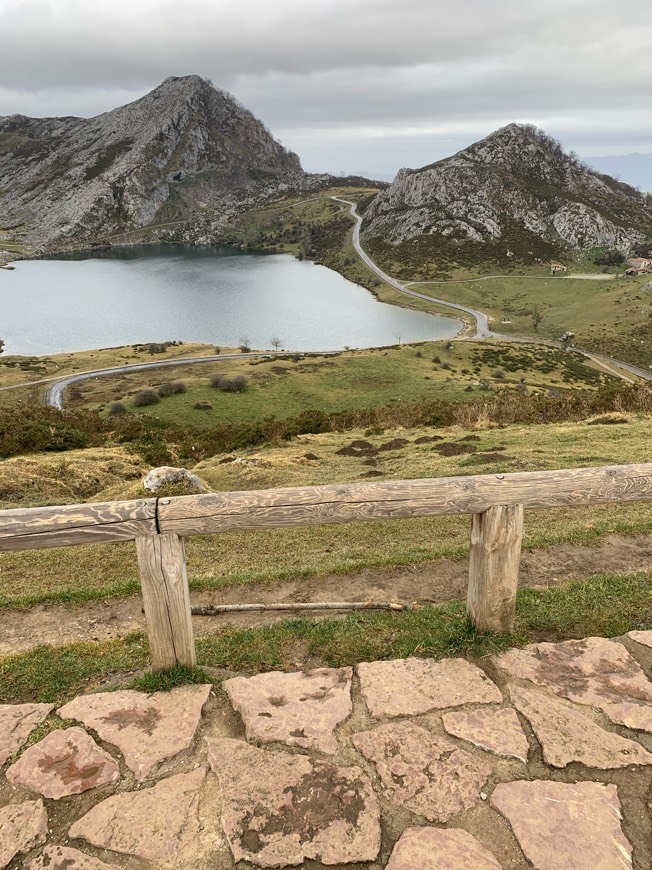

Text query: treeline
(1, 383), (650, 468)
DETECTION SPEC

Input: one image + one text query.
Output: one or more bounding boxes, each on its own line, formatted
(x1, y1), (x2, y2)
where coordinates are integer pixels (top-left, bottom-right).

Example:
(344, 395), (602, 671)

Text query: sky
(1, 0), (652, 182)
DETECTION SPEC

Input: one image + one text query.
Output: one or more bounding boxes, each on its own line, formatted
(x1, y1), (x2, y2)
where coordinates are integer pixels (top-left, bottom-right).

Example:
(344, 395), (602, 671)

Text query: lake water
(0, 244), (461, 355)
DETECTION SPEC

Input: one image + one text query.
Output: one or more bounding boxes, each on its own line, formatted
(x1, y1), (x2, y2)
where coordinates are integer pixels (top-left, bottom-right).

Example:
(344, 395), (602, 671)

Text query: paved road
(331, 196), (652, 384)
(331, 197), (497, 338)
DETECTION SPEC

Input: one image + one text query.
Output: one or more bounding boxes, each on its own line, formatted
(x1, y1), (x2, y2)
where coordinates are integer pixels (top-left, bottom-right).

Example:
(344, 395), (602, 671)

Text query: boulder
(142, 466), (208, 493)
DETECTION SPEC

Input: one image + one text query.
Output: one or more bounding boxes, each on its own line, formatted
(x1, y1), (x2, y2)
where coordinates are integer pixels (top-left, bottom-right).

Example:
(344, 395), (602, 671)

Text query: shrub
(193, 401), (213, 410)
(220, 375), (247, 393)
(133, 389), (160, 407)
(108, 402), (127, 416)
(158, 380), (187, 397)
(210, 373), (225, 388)
(492, 368), (506, 379)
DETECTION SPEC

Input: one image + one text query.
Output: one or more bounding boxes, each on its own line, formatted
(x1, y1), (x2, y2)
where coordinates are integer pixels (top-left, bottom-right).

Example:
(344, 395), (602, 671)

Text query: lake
(0, 244), (461, 355)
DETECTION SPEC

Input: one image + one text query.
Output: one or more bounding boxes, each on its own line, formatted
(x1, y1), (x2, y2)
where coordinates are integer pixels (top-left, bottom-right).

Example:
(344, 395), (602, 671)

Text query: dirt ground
(1, 533), (651, 656)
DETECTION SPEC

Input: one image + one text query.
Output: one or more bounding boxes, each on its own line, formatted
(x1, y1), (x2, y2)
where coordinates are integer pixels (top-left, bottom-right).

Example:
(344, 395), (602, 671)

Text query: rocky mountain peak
(0, 76), (304, 248)
(362, 124), (652, 271)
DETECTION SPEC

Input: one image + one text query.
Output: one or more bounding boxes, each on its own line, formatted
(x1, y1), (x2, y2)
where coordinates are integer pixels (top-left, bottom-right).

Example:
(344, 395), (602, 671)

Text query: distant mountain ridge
(0, 76), (307, 249)
(361, 124), (652, 272)
(587, 153), (652, 194)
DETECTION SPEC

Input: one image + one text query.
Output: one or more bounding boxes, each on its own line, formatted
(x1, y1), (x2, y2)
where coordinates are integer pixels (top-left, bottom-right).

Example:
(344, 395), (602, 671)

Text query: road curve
(331, 196), (652, 384)
(330, 196), (497, 338)
(44, 351), (334, 410)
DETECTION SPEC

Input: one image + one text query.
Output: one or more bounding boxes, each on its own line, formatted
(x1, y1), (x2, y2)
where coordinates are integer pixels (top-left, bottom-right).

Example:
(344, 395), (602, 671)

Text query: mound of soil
(414, 435), (444, 444)
(435, 443), (478, 457)
(303, 453), (321, 461)
(378, 438), (410, 452)
(460, 434), (482, 442)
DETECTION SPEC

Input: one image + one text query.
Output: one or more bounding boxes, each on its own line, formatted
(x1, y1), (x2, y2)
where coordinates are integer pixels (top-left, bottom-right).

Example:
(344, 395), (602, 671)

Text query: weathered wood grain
(467, 504), (525, 633)
(136, 533), (196, 671)
(0, 499), (157, 551)
(157, 464), (652, 535)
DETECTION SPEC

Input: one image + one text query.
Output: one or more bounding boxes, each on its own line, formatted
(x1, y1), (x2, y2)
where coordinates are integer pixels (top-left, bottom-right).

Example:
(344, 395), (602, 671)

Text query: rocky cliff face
(361, 124), (652, 270)
(0, 76), (305, 249)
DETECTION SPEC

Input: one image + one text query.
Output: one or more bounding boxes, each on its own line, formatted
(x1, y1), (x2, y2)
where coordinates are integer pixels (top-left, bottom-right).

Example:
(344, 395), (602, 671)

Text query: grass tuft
(128, 665), (213, 693)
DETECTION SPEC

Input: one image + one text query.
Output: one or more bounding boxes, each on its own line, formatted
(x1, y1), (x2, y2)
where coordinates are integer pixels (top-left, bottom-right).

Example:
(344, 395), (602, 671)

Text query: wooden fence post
(467, 504), (524, 634)
(135, 533), (196, 671)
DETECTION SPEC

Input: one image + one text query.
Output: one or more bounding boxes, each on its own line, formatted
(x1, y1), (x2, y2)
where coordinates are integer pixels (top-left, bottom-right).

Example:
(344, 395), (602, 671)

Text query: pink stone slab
(510, 684), (652, 768)
(352, 721), (491, 823)
(0, 799), (48, 869)
(386, 827), (502, 870)
(6, 727), (119, 799)
(442, 706), (529, 762)
(223, 667), (352, 753)
(27, 845), (118, 869)
(0, 703), (54, 765)
(208, 737), (381, 867)
(357, 657), (501, 718)
(58, 683), (211, 780)
(628, 630), (652, 649)
(68, 767), (205, 865)
(494, 636), (652, 732)
(491, 780), (633, 870)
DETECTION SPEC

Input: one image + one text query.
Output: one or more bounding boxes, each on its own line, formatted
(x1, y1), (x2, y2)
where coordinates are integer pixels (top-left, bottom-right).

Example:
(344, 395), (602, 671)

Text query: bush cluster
(210, 373), (247, 392)
(158, 380), (187, 397)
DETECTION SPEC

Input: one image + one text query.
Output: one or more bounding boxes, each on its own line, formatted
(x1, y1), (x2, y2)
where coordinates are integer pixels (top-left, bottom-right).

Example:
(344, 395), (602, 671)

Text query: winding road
(34, 197), (650, 408)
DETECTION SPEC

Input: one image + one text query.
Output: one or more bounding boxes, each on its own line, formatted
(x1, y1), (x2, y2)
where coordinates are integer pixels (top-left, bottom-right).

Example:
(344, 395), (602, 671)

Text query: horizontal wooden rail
(1, 464), (651, 670)
(157, 464), (652, 535)
(0, 499), (157, 551)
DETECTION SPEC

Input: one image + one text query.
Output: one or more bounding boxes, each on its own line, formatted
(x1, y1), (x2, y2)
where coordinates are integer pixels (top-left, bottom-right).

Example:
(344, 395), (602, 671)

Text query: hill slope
(0, 75), (305, 249)
(361, 124), (652, 271)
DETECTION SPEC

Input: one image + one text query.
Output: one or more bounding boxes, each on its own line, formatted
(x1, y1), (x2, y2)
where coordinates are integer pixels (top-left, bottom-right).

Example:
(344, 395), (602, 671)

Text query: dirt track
(2, 532), (650, 655)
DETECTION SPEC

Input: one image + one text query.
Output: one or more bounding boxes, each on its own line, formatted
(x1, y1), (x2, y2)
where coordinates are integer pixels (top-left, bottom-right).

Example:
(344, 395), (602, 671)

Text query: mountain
(361, 124), (652, 272)
(587, 153), (652, 194)
(0, 76), (305, 249)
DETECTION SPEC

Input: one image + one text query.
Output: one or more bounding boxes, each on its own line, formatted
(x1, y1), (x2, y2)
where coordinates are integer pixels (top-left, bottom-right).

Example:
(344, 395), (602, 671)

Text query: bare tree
(239, 335), (252, 352)
(271, 336), (282, 352)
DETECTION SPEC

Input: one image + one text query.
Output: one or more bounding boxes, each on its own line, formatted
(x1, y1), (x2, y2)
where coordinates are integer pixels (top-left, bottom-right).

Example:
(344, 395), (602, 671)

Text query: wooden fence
(1, 463), (651, 671)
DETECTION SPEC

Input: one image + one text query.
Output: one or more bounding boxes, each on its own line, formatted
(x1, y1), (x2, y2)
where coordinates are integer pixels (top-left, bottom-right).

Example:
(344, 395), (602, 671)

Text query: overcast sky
(2, 0), (651, 179)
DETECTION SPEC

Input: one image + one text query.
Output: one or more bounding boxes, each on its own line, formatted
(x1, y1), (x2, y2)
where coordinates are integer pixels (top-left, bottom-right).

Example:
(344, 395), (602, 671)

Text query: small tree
(0, 338), (4, 354)
(239, 336), (252, 353)
(271, 336), (282, 352)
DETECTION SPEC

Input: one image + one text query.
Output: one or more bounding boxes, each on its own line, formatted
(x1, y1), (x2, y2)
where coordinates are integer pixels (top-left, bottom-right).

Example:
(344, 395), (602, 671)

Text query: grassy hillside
(50, 341), (618, 426)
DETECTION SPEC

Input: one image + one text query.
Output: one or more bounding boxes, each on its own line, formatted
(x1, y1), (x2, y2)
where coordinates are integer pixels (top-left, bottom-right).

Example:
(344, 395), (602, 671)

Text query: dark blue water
(1, 245), (461, 355)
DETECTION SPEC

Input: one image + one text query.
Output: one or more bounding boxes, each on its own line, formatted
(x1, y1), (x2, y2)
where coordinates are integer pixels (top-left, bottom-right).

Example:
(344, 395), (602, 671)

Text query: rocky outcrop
(0, 76), (307, 249)
(362, 124), (652, 268)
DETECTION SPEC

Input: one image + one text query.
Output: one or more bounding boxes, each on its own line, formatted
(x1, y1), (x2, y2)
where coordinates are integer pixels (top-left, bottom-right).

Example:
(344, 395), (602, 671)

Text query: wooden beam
(467, 504), (525, 634)
(0, 499), (157, 551)
(157, 464), (652, 536)
(136, 533), (196, 672)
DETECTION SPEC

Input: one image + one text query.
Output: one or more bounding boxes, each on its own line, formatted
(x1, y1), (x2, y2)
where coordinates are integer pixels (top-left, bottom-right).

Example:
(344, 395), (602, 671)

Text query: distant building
(550, 263), (568, 273)
(626, 257), (652, 269)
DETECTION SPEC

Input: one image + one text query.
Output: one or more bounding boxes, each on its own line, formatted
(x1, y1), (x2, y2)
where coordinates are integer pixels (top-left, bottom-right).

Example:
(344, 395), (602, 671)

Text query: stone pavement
(1, 633), (652, 869)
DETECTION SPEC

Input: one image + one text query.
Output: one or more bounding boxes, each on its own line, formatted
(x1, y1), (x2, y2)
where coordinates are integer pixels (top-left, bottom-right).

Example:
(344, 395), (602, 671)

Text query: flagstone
(68, 767), (205, 866)
(58, 683), (211, 780)
(386, 827), (502, 870)
(357, 657), (501, 718)
(494, 636), (652, 732)
(0, 800), (48, 869)
(6, 727), (119, 799)
(352, 721), (491, 822)
(27, 845), (118, 869)
(442, 706), (529, 762)
(510, 684), (652, 768)
(208, 737), (381, 867)
(0, 703), (54, 766)
(491, 780), (632, 870)
(223, 667), (352, 753)
(628, 629), (652, 649)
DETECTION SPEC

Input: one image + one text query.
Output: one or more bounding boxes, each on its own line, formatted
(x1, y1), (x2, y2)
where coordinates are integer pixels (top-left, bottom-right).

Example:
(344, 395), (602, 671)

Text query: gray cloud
(2, 0), (651, 178)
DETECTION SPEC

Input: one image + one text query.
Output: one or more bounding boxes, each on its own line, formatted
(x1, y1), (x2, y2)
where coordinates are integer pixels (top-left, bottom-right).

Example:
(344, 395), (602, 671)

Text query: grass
(0, 414), (650, 607)
(408, 273), (652, 370)
(1, 571), (650, 704)
(57, 340), (618, 427)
